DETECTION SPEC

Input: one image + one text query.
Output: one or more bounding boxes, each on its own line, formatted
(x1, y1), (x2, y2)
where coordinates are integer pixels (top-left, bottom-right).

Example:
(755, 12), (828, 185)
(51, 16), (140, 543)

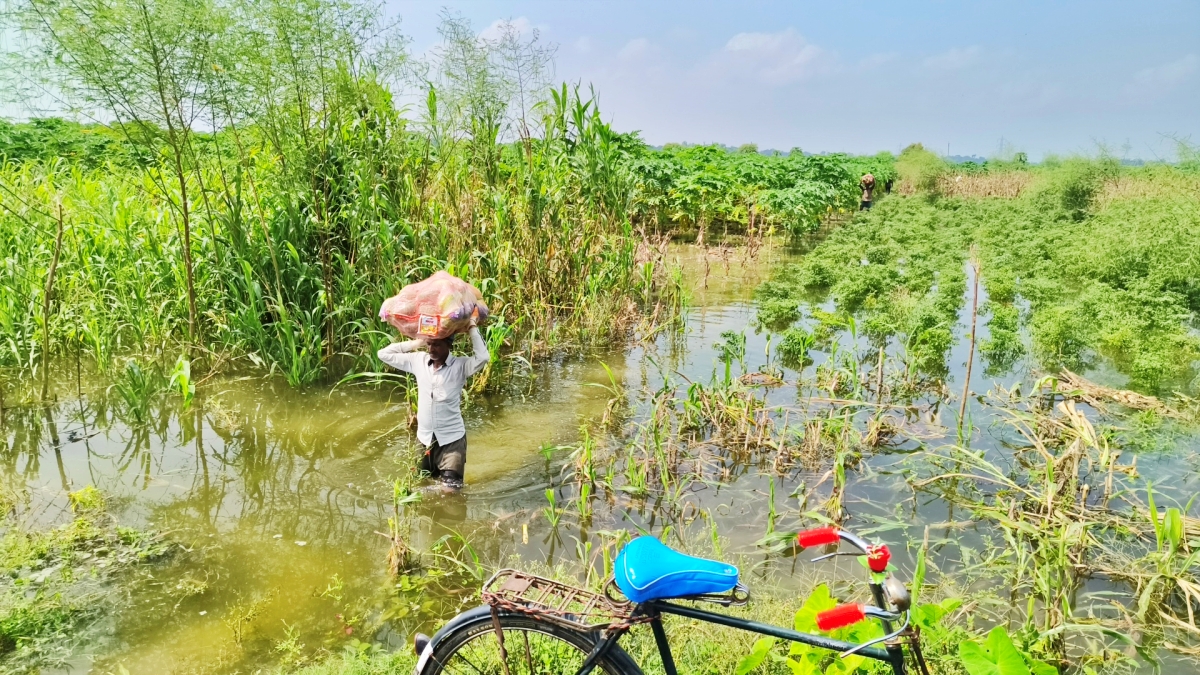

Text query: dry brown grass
(1097, 174), (1200, 205)
(934, 171), (1038, 198)
(899, 168), (1200, 205)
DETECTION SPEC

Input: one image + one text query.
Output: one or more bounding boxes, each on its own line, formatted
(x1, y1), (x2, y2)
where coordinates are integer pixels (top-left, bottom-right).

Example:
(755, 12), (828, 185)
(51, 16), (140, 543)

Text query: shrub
(896, 143), (946, 194)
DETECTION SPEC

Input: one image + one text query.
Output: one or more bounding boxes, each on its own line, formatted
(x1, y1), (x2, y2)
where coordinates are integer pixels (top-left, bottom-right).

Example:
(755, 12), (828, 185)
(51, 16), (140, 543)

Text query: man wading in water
(378, 318), (489, 489)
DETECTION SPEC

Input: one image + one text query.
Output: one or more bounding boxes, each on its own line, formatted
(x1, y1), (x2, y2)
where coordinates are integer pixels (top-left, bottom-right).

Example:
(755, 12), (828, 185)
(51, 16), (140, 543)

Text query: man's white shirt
(376, 327), (489, 446)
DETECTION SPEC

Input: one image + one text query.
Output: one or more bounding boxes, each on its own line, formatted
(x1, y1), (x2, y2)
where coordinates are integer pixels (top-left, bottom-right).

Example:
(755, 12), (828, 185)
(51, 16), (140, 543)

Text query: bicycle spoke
(432, 624), (613, 675)
(449, 649), (487, 675)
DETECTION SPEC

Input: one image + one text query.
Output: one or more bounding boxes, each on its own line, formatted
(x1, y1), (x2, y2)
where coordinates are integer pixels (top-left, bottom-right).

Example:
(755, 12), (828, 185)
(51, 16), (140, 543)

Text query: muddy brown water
(5, 244), (1198, 674)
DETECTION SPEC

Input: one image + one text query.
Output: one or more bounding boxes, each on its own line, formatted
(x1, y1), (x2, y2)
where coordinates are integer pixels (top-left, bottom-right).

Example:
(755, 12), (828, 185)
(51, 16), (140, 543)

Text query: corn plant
(107, 360), (165, 425)
(543, 489), (562, 529)
(168, 355), (194, 409)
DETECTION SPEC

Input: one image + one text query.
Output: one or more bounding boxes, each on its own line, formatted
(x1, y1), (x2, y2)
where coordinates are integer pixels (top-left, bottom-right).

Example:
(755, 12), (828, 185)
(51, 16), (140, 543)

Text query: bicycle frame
(420, 526), (921, 675)
(572, 527), (914, 675)
(573, 600), (906, 675)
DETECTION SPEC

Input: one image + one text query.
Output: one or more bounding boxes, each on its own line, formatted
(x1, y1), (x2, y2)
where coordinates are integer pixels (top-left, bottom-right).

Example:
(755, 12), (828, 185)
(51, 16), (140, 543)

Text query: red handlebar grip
(796, 527), (840, 548)
(816, 603), (866, 631)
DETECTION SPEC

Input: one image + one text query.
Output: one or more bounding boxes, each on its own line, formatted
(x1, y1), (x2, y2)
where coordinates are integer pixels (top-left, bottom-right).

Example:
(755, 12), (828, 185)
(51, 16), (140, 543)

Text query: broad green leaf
(985, 627), (1031, 675)
(912, 604), (945, 630)
(735, 637), (776, 675)
(784, 657), (819, 675)
(832, 651), (867, 674)
(787, 639), (813, 659)
(1165, 508), (1183, 551)
(793, 583), (836, 633)
(959, 641), (1000, 675)
(1029, 659), (1058, 675)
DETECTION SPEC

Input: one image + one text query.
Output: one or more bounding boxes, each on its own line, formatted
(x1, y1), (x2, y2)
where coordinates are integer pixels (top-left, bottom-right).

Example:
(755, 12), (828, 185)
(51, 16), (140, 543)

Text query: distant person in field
(377, 317), (489, 489)
(884, 177), (894, 194)
(860, 173), (876, 210)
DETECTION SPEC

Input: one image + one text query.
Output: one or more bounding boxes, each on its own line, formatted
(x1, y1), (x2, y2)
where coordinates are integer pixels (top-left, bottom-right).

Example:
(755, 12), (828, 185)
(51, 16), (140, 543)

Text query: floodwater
(4, 243), (1199, 674)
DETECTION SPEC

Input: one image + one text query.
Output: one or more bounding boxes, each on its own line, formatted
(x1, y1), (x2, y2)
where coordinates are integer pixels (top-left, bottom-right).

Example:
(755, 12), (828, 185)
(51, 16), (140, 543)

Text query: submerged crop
(757, 159), (1200, 393)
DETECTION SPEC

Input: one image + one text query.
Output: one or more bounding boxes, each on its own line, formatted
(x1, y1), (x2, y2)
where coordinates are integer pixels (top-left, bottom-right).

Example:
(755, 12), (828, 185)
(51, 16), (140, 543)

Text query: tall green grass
(0, 2), (892, 387)
(0, 51), (663, 387)
(0, 98), (648, 384)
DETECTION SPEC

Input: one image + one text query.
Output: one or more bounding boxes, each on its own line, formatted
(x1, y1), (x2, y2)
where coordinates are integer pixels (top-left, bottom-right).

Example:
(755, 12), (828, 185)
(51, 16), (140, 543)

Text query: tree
(13, 0), (227, 348)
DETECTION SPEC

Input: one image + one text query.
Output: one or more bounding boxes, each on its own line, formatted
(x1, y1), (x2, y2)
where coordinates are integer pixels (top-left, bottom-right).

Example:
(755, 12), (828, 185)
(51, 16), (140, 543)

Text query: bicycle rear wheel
(419, 611), (642, 675)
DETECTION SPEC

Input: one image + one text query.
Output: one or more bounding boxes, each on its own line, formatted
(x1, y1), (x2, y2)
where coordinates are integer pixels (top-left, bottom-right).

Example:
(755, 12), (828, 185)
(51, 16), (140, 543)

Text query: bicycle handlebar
(816, 603), (903, 631)
(795, 526), (841, 548)
(795, 527), (891, 573)
(816, 603), (866, 630)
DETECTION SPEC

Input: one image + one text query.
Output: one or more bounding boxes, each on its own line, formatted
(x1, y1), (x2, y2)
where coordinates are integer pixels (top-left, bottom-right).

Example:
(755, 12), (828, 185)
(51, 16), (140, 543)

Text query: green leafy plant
(107, 360), (166, 424)
(168, 354), (195, 409)
(715, 330), (747, 385)
(733, 584), (883, 675)
(543, 489), (562, 528)
(959, 626), (1058, 675)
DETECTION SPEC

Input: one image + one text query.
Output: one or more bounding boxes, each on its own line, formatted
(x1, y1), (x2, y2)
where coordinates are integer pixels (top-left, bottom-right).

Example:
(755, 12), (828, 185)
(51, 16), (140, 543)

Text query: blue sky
(390, 0), (1199, 160)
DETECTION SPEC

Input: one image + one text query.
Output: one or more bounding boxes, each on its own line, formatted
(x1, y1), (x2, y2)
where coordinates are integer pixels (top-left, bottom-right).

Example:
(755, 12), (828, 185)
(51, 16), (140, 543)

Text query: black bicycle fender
(414, 606), (494, 674)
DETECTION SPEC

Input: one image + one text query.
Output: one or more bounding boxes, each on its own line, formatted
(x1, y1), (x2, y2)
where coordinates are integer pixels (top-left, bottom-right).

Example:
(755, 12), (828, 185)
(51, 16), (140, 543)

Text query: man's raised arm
(377, 339), (423, 373)
(465, 326), (490, 376)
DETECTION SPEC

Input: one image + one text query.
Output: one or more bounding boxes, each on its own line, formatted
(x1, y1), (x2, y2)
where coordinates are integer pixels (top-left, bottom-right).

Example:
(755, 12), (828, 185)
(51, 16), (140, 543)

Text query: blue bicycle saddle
(613, 536), (739, 603)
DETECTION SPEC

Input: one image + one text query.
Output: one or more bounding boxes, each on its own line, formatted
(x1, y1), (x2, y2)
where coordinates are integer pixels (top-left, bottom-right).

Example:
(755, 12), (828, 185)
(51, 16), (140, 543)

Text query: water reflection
(0, 243), (1196, 673)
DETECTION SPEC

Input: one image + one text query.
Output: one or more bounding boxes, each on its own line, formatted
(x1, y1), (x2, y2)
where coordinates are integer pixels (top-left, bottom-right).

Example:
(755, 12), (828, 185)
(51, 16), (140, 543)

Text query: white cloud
(707, 28), (827, 85)
(923, 46), (982, 71)
(859, 53), (898, 70)
(479, 17), (541, 42)
(574, 36), (594, 54)
(618, 38), (654, 62)
(1132, 54), (1198, 89)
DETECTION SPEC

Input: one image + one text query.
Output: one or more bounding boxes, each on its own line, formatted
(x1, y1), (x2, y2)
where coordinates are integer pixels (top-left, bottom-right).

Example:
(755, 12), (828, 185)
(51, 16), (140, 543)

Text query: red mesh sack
(379, 271), (489, 340)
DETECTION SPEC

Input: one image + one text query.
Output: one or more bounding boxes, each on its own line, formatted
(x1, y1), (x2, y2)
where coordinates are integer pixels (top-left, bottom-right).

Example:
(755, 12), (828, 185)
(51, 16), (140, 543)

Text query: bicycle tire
(418, 611), (644, 675)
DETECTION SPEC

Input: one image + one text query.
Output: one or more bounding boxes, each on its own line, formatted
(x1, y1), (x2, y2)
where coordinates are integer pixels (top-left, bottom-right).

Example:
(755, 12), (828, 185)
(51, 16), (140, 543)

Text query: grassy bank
(1, 3), (689, 388)
(0, 0), (900, 389)
(0, 486), (168, 671)
(0, 96), (657, 388)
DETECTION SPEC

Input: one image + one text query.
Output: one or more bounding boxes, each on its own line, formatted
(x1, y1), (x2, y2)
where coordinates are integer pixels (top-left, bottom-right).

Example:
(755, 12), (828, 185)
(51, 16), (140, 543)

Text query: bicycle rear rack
(481, 569), (651, 633)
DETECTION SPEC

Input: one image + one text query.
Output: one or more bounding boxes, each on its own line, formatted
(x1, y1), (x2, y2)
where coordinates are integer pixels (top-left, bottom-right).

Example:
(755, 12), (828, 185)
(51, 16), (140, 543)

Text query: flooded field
(4, 243), (1199, 674)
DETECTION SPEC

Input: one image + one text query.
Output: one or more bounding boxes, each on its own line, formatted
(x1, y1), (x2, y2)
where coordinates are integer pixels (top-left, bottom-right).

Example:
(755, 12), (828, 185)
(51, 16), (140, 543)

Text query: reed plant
(913, 385), (1199, 668)
(0, 6), (682, 388)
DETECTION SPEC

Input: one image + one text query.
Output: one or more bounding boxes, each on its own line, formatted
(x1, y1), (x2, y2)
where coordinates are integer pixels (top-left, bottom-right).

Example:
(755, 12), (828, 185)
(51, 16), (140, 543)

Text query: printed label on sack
(418, 315), (440, 336)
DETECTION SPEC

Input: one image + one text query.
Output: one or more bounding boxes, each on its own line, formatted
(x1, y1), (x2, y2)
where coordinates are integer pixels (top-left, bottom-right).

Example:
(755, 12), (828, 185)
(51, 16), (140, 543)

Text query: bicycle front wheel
(419, 611), (643, 675)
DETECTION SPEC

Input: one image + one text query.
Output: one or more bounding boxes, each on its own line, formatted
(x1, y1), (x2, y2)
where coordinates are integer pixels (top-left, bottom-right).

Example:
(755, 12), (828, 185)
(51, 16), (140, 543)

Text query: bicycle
(412, 526), (930, 675)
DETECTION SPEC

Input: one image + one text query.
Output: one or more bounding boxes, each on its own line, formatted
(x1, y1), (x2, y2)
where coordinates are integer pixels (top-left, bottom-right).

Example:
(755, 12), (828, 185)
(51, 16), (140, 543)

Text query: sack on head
(379, 271), (489, 340)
